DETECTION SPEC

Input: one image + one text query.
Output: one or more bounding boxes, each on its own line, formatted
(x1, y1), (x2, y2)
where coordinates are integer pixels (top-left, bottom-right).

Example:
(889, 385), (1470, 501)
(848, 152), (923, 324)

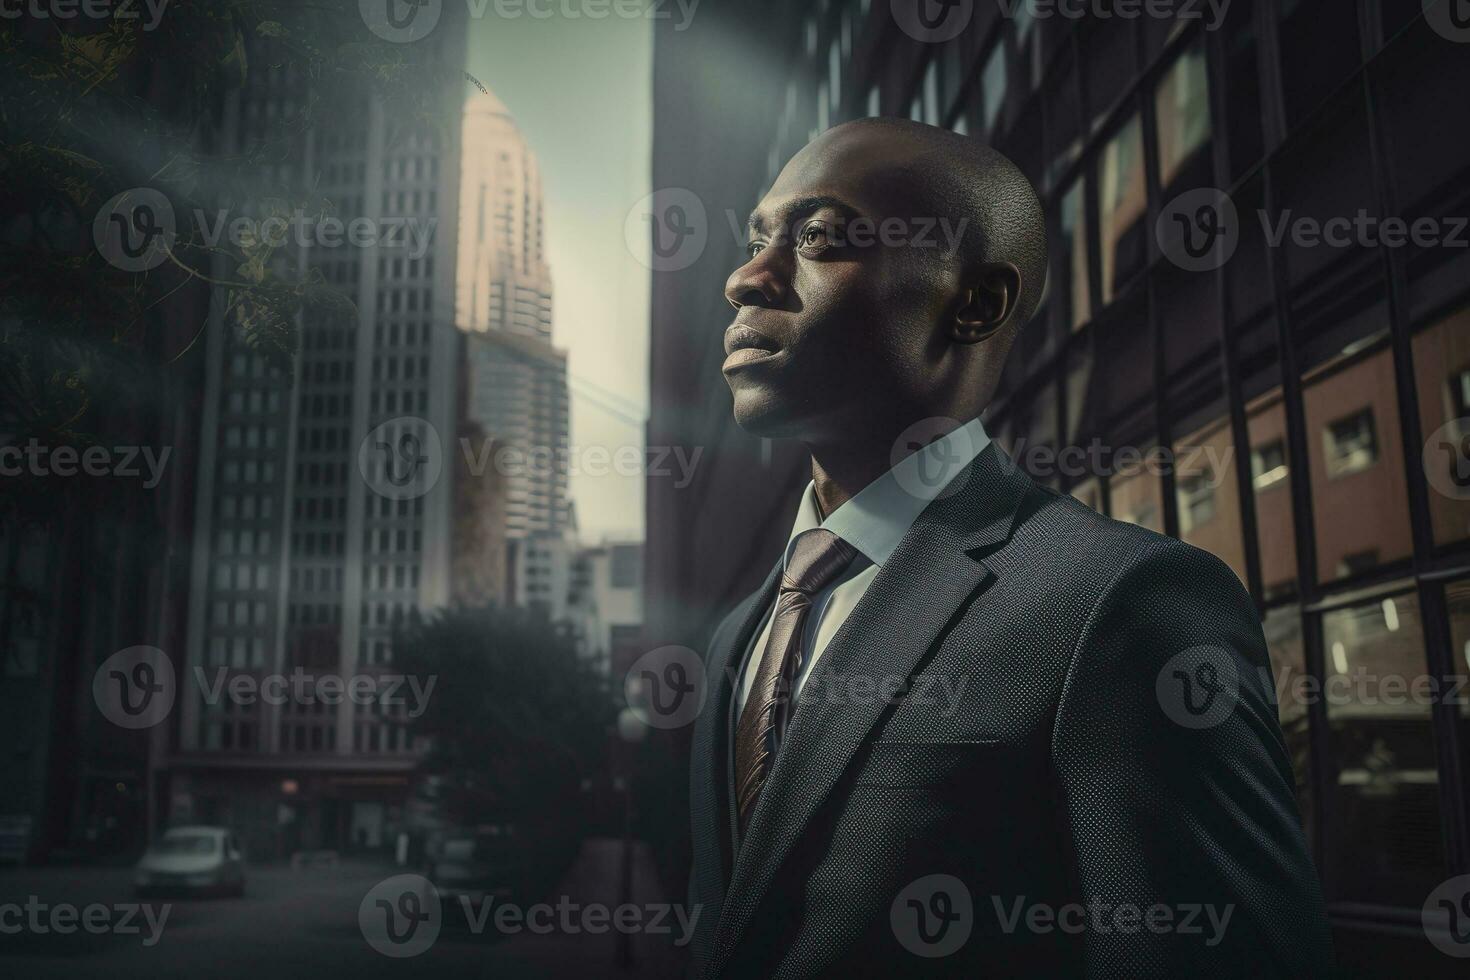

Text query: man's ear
(951, 262), (1022, 345)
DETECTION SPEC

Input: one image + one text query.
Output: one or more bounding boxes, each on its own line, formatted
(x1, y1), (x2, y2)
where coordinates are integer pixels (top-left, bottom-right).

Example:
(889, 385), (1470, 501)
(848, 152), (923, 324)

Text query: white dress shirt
(733, 416), (992, 716)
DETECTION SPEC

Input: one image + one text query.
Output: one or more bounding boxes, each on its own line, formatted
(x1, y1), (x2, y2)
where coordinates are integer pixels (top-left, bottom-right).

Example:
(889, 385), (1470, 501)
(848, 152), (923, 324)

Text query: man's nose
(724, 251), (788, 310)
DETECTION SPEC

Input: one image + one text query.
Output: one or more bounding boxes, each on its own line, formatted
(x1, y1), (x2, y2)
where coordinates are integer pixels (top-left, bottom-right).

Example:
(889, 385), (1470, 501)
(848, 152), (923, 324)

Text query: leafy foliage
(0, 0), (483, 487)
(392, 603), (616, 827)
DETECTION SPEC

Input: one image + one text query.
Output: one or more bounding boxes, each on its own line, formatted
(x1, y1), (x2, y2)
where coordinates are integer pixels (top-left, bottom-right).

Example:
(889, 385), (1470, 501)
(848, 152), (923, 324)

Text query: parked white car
(134, 826), (245, 897)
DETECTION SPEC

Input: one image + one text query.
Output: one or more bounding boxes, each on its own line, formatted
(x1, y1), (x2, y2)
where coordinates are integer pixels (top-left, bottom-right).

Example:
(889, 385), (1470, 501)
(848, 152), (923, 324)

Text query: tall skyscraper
(168, 20), (468, 857)
(456, 91), (551, 339)
(456, 92), (571, 548)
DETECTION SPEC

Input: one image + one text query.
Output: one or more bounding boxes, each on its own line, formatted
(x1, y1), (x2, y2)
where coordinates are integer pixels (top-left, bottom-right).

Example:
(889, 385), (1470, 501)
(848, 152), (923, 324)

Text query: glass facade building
(649, 0), (1470, 966)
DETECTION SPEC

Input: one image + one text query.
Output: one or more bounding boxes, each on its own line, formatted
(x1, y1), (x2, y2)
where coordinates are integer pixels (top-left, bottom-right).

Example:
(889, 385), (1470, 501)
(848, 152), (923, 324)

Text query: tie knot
(781, 528), (858, 595)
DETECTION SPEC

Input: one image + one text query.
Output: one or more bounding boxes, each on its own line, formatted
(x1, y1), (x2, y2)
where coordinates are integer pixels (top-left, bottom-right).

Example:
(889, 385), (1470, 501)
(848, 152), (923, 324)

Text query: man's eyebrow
(746, 195), (862, 236)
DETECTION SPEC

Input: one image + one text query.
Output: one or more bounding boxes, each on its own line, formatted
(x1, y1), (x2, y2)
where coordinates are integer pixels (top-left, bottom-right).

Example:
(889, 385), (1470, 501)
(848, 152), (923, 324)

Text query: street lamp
(614, 707), (647, 970)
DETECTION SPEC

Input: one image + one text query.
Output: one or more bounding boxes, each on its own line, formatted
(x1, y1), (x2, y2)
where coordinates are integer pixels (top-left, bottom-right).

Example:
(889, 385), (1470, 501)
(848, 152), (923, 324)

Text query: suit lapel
(710, 445), (1033, 971)
(689, 558), (782, 909)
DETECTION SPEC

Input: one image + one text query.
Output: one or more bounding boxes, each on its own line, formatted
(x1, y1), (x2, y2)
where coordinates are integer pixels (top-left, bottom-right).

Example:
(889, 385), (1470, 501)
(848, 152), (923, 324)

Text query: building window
(1109, 467), (1162, 533)
(1154, 42), (1210, 191)
(1176, 470), (1217, 534)
(1056, 176), (1091, 333)
(1251, 439), (1288, 491)
(1097, 113), (1146, 305)
(610, 545), (641, 589)
(919, 57), (940, 126)
(980, 42), (1006, 135)
(1324, 409), (1378, 478)
(1320, 591), (1445, 906)
(828, 39), (841, 110)
(1304, 352), (1411, 584)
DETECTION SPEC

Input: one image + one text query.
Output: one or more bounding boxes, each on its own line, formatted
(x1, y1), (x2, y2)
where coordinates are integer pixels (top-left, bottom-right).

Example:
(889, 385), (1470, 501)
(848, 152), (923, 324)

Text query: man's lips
(723, 323), (781, 357)
(722, 322), (784, 373)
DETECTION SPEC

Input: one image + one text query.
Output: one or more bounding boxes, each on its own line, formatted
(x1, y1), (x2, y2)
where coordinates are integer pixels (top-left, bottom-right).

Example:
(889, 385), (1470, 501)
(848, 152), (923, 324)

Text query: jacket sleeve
(1051, 536), (1335, 979)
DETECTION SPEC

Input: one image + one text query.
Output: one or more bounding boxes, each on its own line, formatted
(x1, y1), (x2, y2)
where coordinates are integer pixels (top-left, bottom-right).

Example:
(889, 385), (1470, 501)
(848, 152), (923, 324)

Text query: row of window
(218, 494), (275, 521)
(289, 603), (342, 627)
(223, 388), (284, 416)
(294, 495), (347, 522)
(300, 391), (350, 420)
(378, 189), (438, 215)
(200, 720), (411, 755)
(376, 320), (434, 348)
(369, 385), (430, 418)
(198, 719), (416, 755)
(377, 287), (435, 314)
(365, 527), (423, 555)
(383, 154), (440, 183)
(205, 635), (269, 670)
(221, 424), (281, 452)
(292, 529), (345, 557)
(212, 600), (269, 629)
(379, 255), (436, 281)
(360, 601), (416, 627)
(370, 354), (430, 380)
(295, 461), (348, 489)
(214, 528), (274, 558)
(366, 563), (421, 591)
(290, 566), (345, 593)
(297, 425), (349, 454)
(213, 561), (273, 592)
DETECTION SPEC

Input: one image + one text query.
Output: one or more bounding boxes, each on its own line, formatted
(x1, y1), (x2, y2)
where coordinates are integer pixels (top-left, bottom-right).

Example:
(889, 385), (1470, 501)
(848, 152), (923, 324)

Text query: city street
(0, 838), (687, 979)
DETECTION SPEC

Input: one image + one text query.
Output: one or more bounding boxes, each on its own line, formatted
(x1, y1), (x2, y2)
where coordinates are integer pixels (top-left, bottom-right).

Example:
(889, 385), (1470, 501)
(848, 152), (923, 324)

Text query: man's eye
(799, 224), (828, 248)
(746, 241), (766, 259)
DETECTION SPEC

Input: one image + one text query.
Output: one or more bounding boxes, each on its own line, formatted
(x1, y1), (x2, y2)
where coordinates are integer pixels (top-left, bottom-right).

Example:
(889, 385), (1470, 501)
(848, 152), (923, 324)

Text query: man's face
(721, 126), (961, 443)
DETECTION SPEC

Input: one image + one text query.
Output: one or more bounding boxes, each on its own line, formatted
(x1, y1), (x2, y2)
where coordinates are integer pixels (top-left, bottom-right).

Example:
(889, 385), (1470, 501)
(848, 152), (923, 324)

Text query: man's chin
(729, 387), (805, 441)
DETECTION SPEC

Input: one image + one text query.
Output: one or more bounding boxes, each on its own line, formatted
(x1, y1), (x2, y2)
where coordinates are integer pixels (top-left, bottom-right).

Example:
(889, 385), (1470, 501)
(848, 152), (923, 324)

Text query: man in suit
(686, 117), (1334, 977)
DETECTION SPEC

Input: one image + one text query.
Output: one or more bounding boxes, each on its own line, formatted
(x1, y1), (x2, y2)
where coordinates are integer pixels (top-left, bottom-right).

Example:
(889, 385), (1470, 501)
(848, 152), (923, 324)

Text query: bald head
(792, 117), (1048, 328)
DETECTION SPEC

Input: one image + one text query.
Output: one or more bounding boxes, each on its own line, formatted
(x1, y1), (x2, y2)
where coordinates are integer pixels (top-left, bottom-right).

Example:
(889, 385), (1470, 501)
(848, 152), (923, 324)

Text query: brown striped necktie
(733, 528), (857, 836)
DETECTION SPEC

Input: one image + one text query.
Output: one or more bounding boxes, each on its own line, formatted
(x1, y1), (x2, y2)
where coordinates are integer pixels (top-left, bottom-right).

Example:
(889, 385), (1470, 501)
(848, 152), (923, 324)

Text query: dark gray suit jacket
(687, 444), (1334, 978)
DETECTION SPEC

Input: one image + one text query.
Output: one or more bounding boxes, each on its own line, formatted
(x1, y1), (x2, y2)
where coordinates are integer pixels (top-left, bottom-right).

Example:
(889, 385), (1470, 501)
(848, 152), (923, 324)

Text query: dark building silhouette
(647, 1), (1470, 972)
(0, 18), (217, 865)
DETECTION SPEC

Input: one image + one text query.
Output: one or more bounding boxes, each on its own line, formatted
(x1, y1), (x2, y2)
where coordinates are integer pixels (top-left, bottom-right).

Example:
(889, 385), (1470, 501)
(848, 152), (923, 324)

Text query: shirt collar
(781, 416), (992, 571)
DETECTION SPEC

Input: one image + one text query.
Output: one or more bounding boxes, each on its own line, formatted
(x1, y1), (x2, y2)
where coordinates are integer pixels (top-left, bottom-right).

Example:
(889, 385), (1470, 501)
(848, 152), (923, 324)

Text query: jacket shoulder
(1031, 483), (1237, 561)
(1007, 484), (1252, 613)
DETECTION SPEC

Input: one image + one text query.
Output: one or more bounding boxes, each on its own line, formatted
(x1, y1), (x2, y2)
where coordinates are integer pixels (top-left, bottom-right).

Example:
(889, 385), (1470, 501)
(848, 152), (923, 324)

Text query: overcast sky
(465, 12), (652, 542)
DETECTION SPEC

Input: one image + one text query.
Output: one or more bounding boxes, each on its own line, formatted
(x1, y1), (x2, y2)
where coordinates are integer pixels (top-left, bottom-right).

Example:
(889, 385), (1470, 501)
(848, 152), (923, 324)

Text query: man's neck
(809, 450), (892, 518)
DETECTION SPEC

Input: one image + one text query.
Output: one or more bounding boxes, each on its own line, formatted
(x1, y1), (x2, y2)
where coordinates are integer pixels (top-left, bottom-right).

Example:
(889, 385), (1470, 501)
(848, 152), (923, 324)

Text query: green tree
(393, 603), (615, 832)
